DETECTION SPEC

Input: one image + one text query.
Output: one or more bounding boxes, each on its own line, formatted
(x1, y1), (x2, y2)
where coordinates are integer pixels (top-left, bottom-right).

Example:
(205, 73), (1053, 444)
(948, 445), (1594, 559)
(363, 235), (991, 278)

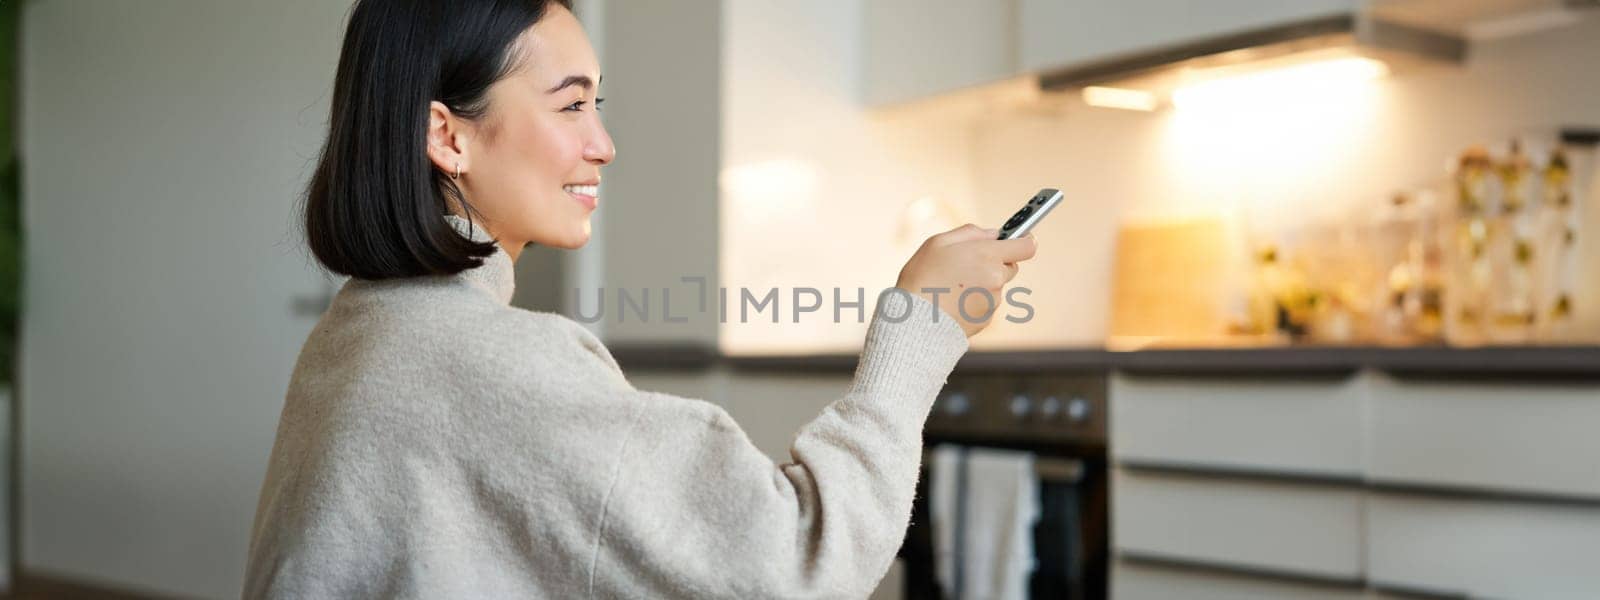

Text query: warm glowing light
(1082, 86), (1160, 112)
(1159, 53), (1387, 226)
(905, 196), (939, 220)
(720, 159), (817, 224)
(1171, 57), (1390, 113)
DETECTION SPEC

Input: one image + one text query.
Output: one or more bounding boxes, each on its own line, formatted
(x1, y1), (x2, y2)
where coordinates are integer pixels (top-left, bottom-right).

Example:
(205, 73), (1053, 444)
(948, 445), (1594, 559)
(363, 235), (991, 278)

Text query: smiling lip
(566, 189), (598, 210)
(563, 180), (600, 210)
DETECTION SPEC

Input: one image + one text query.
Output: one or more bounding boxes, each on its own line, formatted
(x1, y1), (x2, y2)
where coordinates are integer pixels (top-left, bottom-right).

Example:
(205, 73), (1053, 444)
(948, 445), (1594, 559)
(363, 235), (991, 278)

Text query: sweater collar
(443, 214), (516, 306)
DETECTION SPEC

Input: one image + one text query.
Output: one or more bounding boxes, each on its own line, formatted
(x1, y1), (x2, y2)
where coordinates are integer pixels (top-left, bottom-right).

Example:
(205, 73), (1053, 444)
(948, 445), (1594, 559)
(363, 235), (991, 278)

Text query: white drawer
(1367, 375), (1600, 498)
(1113, 468), (1364, 580)
(1366, 492), (1600, 600)
(1111, 374), (1364, 476)
(1112, 560), (1367, 600)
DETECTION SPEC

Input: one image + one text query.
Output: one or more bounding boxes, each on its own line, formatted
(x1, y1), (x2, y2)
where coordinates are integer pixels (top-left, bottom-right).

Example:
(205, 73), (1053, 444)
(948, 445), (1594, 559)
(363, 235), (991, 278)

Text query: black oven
(898, 372), (1109, 600)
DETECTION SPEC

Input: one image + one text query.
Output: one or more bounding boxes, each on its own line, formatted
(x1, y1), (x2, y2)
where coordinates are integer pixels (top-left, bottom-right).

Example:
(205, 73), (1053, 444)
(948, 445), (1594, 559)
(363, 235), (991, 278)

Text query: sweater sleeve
(585, 290), (969, 599)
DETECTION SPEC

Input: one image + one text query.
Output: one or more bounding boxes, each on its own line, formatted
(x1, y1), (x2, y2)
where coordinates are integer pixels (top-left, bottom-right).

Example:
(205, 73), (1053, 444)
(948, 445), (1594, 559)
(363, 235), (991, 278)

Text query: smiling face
(426, 3), (614, 259)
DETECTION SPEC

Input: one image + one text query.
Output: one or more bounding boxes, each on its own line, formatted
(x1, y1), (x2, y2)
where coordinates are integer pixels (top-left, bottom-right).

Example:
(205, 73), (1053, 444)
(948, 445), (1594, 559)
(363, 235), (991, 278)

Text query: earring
(452, 161), (461, 181)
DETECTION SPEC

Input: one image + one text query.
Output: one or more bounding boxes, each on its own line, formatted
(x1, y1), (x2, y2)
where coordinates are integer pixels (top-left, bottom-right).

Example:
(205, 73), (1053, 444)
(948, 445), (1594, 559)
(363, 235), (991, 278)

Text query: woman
(243, 0), (1037, 598)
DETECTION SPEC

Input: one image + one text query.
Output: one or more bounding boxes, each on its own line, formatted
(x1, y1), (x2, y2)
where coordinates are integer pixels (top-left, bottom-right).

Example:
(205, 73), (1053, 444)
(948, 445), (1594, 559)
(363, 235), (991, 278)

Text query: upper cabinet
(866, 0), (1590, 108)
(863, 0), (1358, 107)
(1015, 0), (1357, 74)
(862, 0), (1022, 107)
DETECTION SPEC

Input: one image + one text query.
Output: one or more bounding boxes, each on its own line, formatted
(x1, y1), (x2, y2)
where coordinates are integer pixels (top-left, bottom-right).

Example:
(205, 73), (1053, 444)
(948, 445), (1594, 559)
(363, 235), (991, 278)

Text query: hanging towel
(930, 445), (964, 597)
(929, 444), (1041, 600)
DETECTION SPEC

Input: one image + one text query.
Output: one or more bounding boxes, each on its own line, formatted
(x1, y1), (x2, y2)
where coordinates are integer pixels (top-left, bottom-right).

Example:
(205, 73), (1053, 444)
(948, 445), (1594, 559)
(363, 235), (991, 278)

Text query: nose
(585, 118), (615, 166)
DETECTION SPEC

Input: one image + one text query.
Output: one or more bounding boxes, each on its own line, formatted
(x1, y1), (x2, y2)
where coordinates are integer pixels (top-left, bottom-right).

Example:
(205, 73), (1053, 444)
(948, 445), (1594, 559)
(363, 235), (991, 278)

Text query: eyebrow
(546, 74), (602, 94)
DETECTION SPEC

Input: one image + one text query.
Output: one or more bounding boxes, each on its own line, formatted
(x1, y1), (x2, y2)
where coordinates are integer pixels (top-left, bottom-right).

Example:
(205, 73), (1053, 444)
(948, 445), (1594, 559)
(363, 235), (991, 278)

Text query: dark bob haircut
(303, 0), (574, 280)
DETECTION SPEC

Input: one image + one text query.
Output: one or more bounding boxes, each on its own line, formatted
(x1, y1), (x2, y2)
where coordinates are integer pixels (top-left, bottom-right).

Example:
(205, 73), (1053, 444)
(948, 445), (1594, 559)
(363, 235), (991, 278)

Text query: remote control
(998, 188), (1064, 240)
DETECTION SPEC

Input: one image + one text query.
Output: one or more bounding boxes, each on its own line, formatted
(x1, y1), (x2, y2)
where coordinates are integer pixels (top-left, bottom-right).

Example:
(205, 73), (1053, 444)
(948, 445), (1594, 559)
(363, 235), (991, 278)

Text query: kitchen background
(6, 0), (1600, 599)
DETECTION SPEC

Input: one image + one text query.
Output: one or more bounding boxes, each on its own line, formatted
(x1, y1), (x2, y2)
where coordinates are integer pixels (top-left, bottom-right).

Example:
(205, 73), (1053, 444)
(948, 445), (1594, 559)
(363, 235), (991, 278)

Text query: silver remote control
(997, 188), (1064, 240)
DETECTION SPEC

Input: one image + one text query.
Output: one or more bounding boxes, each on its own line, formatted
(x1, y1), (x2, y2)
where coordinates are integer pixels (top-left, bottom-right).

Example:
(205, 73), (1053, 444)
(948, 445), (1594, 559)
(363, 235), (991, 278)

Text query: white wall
(719, 0), (980, 356)
(20, 1), (346, 596)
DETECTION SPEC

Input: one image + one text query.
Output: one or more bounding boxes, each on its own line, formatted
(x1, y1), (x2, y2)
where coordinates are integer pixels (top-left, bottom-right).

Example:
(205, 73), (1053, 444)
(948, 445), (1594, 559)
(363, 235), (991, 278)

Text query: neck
(502, 240), (524, 263)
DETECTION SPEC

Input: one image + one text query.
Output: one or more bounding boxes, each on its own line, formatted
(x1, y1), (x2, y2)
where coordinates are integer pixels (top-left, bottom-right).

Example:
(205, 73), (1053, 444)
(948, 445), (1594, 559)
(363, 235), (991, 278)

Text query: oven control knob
(1038, 396), (1063, 420)
(1009, 394), (1031, 419)
(1066, 397), (1092, 423)
(941, 392), (971, 417)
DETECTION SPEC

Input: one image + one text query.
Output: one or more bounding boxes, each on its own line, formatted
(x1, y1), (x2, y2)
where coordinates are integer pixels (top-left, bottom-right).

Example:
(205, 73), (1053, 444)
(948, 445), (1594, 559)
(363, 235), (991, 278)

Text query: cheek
(518, 120), (586, 182)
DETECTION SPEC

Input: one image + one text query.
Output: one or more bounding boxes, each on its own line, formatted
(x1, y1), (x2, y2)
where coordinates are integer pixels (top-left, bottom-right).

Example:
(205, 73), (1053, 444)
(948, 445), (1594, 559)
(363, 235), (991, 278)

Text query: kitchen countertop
(606, 343), (1600, 380)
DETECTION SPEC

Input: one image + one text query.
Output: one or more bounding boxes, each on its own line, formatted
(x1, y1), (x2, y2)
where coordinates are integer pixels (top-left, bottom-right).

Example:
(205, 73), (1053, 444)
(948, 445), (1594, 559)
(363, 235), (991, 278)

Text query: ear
(425, 101), (469, 178)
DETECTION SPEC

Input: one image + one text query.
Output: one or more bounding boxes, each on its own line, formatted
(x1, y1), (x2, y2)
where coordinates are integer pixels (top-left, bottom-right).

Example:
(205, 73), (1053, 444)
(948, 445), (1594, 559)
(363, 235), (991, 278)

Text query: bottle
(1445, 146), (1495, 347)
(1536, 146), (1575, 342)
(1413, 188), (1448, 342)
(1372, 190), (1446, 345)
(1556, 128), (1600, 342)
(1485, 140), (1537, 344)
(1373, 193), (1419, 345)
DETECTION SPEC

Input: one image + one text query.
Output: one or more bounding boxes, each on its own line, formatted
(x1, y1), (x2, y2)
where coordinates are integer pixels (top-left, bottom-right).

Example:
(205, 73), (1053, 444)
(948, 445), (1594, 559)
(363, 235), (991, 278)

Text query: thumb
(992, 233), (1038, 263)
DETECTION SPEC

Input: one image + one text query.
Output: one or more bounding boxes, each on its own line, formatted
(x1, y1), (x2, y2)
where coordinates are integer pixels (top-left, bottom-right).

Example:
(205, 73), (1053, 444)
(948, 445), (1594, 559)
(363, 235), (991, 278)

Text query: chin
(551, 239), (588, 250)
(553, 228), (591, 250)
(528, 220), (591, 250)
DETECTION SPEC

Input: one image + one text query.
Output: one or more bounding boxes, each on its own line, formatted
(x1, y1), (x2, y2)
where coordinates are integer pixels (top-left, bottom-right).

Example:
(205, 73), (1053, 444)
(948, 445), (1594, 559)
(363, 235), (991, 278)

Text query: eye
(562, 98), (606, 113)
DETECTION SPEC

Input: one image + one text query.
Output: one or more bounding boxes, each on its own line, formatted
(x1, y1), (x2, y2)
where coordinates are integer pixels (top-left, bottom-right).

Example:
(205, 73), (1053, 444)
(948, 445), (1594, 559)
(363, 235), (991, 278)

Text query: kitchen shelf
(610, 343), (1600, 380)
(1109, 345), (1600, 379)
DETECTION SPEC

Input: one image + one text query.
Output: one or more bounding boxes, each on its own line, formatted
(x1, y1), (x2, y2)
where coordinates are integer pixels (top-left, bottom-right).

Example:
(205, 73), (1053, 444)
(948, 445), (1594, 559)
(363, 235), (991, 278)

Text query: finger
(991, 234), (1038, 263)
(1001, 261), (1020, 282)
(931, 223), (995, 247)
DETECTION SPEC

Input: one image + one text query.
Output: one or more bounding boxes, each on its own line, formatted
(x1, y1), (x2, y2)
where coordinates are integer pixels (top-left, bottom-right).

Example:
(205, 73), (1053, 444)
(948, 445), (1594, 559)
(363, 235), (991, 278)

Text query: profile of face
(425, 3), (615, 259)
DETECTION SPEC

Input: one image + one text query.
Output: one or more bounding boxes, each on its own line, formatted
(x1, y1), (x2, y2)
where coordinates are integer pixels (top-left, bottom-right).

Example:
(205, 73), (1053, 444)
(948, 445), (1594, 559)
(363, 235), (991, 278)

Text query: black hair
(303, 0), (575, 279)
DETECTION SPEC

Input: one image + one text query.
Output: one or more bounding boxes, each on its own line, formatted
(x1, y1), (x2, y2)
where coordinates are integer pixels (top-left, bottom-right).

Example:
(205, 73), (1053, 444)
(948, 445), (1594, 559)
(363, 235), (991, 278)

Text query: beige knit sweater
(243, 216), (970, 599)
